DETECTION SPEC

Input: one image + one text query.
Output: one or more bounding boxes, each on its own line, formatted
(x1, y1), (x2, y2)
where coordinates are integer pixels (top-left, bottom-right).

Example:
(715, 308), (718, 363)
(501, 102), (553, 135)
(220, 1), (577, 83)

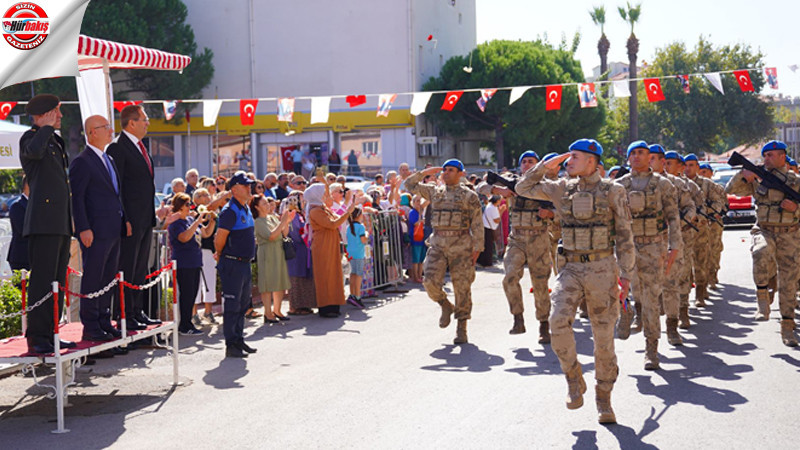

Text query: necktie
(102, 152), (119, 194)
(137, 140), (153, 176)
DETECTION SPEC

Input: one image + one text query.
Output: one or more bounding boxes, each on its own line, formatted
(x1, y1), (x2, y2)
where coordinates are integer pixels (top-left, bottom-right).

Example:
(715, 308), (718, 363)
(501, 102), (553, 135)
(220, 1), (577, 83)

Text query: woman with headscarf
(306, 181), (357, 317)
(283, 192), (317, 315)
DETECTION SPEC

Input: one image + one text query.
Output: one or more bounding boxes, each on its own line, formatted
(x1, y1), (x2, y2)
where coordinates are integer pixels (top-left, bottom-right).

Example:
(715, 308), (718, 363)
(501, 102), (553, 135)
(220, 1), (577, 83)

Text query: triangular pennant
(277, 98), (295, 122)
(733, 70), (755, 92)
(441, 91), (463, 111)
(240, 99), (258, 126)
(162, 101), (178, 121)
(675, 75), (690, 94)
(509, 86), (532, 105)
(0, 102), (17, 120)
(377, 94), (397, 117)
(612, 80), (630, 98)
(113, 100), (142, 112)
(765, 67), (778, 89)
(545, 85), (562, 111)
(476, 89), (497, 112)
(203, 100), (223, 127)
(310, 96), (331, 124)
(705, 73), (724, 95)
(643, 78), (665, 102)
(345, 95), (367, 108)
(578, 83), (598, 108)
(410, 92), (433, 116)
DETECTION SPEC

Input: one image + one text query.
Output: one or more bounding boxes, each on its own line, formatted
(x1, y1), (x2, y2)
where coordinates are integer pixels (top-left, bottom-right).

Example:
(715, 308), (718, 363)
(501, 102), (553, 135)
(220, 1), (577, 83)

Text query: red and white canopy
(77, 34), (192, 72)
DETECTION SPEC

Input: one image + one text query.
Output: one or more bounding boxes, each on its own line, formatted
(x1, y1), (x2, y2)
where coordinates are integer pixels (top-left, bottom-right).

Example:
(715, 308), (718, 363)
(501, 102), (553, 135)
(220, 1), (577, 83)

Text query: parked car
(713, 168), (756, 226)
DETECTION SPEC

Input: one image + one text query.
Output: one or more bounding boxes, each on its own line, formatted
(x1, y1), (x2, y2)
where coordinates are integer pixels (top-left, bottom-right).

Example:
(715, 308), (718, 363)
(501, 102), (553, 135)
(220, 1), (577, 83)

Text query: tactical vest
(754, 170), (800, 226)
(618, 174), (666, 237)
(510, 196), (547, 229)
(558, 180), (615, 252)
(430, 186), (471, 230)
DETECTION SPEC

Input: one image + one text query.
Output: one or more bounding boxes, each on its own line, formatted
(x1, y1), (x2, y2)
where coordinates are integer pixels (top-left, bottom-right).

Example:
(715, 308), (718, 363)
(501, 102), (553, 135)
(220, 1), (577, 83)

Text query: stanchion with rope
(171, 260), (180, 386)
(63, 267), (82, 324)
(51, 280), (68, 434)
(20, 269), (28, 335)
(118, 271), (127, 342)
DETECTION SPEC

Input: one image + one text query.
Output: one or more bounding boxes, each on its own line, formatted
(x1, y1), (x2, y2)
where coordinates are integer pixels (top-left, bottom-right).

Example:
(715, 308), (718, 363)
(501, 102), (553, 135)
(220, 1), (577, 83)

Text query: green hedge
(0, 272), (23, 339)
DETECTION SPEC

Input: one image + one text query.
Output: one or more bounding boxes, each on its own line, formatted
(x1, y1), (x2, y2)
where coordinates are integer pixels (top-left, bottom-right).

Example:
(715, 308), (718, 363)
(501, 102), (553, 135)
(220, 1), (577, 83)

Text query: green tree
(618, 2), (642, 141)
(601, 38), (773, 155)
(422, 39), (605, 169)
(589, 5), (610, 93)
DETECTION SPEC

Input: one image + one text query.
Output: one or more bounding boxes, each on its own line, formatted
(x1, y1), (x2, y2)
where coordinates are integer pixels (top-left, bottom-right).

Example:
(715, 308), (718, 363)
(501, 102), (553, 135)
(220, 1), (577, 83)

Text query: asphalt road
(1, 227), (798, 449)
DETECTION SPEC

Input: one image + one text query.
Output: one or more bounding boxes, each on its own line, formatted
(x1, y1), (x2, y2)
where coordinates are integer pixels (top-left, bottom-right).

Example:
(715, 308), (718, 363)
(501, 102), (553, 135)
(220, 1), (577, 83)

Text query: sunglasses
(255, 185), (265, 190)
(293, 181), (307, 185)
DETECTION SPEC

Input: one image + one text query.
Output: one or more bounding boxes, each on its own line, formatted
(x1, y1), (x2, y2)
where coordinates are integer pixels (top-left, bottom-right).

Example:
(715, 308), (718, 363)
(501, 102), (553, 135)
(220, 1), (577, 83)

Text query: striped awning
(77, 34), (192, 72)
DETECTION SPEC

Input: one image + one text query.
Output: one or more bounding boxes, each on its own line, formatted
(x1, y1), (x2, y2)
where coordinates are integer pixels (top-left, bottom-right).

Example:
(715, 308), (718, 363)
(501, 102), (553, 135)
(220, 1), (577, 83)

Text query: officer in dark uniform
(19, 94), (76, 354)
(215, 172), (257, 358)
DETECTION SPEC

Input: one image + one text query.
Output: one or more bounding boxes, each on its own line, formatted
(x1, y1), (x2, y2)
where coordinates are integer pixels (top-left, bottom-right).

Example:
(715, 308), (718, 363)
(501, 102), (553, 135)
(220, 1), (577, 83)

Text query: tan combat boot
(632, 302), (643, 333)
(679, 306), (690, 329)
(453, 319), (468, 344)
(695, 285), (707, 307)
(754, 289), (770, 321)
(616, 304), (634, 340)
(644, 339), (660, 370)
(438, 300), (454, 328)
(666, 318), (683, 346)
(596, 387), (616, 424)
(538, 321), (550, 344)
(564, 364), (586, 410)
(509, 313), (525, 335)
(781, 319), (798, 347)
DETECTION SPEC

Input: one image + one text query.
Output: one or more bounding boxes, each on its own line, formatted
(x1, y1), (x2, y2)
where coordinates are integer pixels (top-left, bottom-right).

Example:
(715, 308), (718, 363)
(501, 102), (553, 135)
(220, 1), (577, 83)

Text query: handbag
(282, 237), (296, 260)
(413, 220), (424, 242)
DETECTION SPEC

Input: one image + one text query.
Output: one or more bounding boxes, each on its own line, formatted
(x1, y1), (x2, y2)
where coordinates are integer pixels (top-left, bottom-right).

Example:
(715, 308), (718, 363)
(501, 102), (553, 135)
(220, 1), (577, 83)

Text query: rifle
(728, 151), (800, 204)
(486, 170), (554, 209)
(680, 214), (699, 232)
(697, 209), (723, 226)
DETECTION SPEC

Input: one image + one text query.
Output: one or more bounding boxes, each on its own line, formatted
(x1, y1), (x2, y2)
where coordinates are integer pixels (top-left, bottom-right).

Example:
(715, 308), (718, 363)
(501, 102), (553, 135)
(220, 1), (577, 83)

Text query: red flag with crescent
(113, 101), (142, 112)
(643, 78), (665, 102)
(441, 91), (463, 111)
(545, 85), (562, 111)
(733, 70), (755, 92)
(0, 102), (17, 120)
(240, 99), (258, 126)
(345, 95), (367, 108)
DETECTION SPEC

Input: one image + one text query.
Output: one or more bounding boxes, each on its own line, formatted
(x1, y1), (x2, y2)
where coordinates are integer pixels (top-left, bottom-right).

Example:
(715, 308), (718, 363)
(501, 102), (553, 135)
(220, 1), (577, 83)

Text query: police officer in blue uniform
(215, 172), (258, 358)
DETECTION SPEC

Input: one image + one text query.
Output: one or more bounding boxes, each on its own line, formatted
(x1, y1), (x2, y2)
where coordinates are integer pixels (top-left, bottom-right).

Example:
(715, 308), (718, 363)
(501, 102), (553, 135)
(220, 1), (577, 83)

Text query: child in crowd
(345, 206), (368, 308)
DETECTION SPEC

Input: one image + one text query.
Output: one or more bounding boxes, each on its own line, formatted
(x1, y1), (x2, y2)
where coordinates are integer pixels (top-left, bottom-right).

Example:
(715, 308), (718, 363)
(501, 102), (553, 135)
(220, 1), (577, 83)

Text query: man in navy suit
(106, 105), (160, 330)
(6, 175), (29, 271)
(70, 115), (130, 341)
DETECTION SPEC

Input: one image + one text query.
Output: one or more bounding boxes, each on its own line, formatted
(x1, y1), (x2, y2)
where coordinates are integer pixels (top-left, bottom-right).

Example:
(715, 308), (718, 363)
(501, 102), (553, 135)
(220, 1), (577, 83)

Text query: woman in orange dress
(305, 182), (358, 318)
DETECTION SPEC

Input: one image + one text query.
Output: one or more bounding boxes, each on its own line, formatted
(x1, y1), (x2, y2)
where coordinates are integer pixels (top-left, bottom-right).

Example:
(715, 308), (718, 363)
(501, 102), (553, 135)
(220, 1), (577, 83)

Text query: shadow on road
(421, 343), (505, 372)
(506, 321), (596, 377)
(203, 358), (248, 389)
(571, 430), (598, 449)
(771, 353), (800, 371)
(603, 422), (659, 449)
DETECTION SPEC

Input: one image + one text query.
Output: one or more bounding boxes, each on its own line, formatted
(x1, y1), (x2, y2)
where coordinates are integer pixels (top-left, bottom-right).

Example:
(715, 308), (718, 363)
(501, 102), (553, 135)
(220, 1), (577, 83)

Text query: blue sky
(476, 0), (799, 98)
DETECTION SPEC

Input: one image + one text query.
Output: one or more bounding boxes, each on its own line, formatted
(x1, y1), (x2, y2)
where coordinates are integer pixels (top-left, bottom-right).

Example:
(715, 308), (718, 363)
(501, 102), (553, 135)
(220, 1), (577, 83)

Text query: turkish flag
(0, 101), (17, 120)
(545, 85), (562, 111)
(643, 78), (665, 102)
(281, 145), (296, 171)
(346, 95), (367, 107)
(441, 91), (463, 111)
(240, 99), (258, 126)
(733, 70), (755, 92)
(113, 101), (142, 112)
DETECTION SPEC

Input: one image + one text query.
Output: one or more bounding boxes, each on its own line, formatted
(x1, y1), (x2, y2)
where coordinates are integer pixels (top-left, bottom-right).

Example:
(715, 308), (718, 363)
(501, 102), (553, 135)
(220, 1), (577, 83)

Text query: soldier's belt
(759, 223), (800, 233)
(562, 249), (614, 263)
(512, 227), (547, 236)
(434, 229), (470, 237)
(633, 233), (665, 245)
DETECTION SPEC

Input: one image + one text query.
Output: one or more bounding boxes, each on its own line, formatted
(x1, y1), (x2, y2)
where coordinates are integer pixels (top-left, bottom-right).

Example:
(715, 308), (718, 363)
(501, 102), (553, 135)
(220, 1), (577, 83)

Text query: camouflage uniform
(726, 166), (800, 346)
(686, 174), (725, 305)
(675, 175), (701, 327)
(546, 172), (563, 275)
(707, 181), (727, 286)
(406, 171), (484, 343)
(617, 169), (682, 367)
(476, 181), (552, 337)
(516, 164), (635, 414)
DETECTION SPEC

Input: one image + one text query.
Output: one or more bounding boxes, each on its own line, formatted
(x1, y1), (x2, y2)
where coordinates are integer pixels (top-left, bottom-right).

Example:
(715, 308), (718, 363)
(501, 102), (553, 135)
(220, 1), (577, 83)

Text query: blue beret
(787, 157), (798, 167)
(648, 144), (665, 155)
(518, 150), (540, 166)
(762, 140), (787, 155)
(683, 153), (699, 163)
(699, 163), (713, 171)
(664, 151), (682, 162)
(626, 140), (649, 158)
(608, 165), (621, 173)
(568, 139), (603, 157)
(542, 152), (560, 162)
(442, 158), (464, 171)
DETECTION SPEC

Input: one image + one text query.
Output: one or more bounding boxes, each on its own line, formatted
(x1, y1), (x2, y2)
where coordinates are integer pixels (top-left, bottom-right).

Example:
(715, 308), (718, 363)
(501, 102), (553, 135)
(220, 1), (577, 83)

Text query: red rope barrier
(52, 283), (59, 334)
(146, 263), (174, 279)
(171, 261), (177, 305)
(20, 277), (26, 313)
(118, 273), (126, 320)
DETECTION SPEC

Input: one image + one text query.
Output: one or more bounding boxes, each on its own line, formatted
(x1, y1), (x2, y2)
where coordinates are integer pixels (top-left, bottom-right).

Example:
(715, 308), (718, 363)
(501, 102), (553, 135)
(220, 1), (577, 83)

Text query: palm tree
(619, 2), (642, 141)
(589, 6), (610, 96)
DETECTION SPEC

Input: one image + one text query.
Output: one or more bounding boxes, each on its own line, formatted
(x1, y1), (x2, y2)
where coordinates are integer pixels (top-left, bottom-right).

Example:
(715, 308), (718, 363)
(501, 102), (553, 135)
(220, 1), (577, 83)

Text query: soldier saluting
(516, 139), (635, 424)
(405, 159), (483, 345)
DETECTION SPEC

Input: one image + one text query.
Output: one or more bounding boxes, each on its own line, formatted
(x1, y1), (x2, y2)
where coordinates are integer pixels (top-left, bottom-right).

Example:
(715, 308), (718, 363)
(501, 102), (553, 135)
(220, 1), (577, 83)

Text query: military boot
(438, 300), (454, 328)
(781, 319), (798, 347)
(632, 302), (643, 333)
(538, 321), (550, 344)
(768, 276), (778, 305)
(754, 289), (770, 321)
(616, 304), (634, 340)
(644, 339), (660, 370)
(695, 285), (707, 307)
(564, 364), (586, 410)
(509, 313), (526, 335)
(679, 306), (690, 329)
(666, 318), (683, 346)
(453, 319), (468, 345)
(596, 388), (616, 424)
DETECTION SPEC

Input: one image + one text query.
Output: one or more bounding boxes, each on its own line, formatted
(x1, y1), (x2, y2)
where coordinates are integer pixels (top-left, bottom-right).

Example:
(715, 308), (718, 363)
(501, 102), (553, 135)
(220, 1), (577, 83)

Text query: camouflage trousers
(678, 228), (696, 308)
(502, 231), (551, 321)
(709, 223), (724, 279)
(423, 234), (476, 320)
(550, 255), (619, 391)
(692, 224), (710, 288)
(750, 227), (800, 319)
(663, 241), (685, 319)
(549, 225), (562, 275)
(632, 240), (668, 340)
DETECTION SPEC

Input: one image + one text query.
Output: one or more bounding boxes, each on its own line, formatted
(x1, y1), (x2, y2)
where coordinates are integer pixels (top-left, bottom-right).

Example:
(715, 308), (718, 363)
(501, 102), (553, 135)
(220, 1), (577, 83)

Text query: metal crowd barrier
(363, 210), (405, 291)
